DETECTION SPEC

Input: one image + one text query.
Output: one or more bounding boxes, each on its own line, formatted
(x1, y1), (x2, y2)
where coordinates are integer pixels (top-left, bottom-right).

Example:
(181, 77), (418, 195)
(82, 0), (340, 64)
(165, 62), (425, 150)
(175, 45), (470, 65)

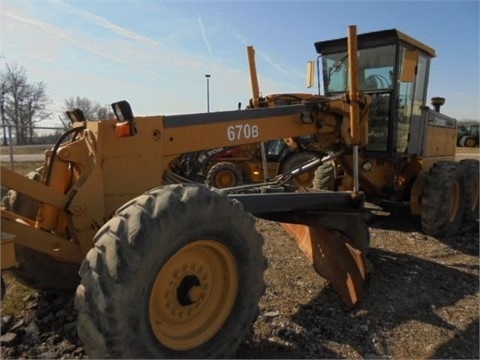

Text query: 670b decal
(227, 124), (259, 141)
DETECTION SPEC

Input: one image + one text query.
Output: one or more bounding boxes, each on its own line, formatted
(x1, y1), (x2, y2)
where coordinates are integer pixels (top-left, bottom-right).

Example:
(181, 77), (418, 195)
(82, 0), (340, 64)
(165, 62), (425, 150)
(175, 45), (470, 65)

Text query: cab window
(322, 45), (396, 94)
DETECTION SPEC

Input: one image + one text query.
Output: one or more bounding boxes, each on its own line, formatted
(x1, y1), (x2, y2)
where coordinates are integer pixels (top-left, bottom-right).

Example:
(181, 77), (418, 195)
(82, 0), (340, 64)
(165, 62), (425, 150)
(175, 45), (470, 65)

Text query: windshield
(322, 44), (396, 93)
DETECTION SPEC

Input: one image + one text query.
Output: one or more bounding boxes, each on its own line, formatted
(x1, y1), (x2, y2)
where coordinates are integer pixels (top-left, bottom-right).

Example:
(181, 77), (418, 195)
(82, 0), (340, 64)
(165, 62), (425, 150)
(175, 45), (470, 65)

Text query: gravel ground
(238, 206), (479, 359)
(1, 204), (479, 359)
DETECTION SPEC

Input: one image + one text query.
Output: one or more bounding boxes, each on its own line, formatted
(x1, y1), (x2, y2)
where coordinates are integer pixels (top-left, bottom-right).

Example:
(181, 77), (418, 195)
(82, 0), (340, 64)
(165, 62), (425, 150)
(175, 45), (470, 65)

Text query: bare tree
(0, 82), (7, 146)
(0, 63), (51, 145)
(60, 96), (114, 129)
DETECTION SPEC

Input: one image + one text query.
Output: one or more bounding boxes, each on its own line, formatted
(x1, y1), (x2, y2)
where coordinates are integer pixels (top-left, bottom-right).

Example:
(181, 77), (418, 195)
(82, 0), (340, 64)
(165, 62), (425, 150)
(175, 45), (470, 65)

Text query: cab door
(396, 47), (429, 154)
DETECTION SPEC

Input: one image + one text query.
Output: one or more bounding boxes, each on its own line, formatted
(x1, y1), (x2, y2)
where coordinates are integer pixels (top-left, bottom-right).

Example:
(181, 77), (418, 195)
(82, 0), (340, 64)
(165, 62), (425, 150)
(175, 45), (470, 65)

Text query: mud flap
(281, 214), (368, 308)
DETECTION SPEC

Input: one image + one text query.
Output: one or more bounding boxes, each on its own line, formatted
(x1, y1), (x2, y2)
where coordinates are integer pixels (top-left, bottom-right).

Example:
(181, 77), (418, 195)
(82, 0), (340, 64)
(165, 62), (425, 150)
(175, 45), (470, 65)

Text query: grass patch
(0, 144), (52, 156)
(2, 161), (45, 175)
(1, 273), (38, 316)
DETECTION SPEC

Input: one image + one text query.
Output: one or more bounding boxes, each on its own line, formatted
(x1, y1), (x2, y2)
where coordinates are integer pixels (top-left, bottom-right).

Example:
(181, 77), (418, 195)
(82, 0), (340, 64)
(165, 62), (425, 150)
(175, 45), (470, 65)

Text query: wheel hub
(465, 138), (475, 147)
(216, 171), (235, 187)
(188, 285), (203, 303)
(149, 240), (238, 350)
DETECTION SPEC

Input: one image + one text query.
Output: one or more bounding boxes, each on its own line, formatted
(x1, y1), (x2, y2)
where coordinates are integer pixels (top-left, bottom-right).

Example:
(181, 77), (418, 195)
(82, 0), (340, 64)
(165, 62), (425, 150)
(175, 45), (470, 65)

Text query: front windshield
(322, 45), (396, 93)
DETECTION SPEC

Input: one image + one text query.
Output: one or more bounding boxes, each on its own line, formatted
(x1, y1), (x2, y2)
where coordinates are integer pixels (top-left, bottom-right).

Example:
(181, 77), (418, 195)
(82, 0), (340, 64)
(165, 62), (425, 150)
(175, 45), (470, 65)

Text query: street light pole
(205, 74), (211, 112)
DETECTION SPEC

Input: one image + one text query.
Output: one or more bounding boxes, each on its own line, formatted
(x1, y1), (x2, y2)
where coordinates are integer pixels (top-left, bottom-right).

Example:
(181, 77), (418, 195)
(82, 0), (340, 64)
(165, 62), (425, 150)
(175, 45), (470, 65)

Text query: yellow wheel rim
(449, 181), (460, 222)
(149, 240), (238, 350)
(465, 138), (475, 147)
(216, 170), (236, 187)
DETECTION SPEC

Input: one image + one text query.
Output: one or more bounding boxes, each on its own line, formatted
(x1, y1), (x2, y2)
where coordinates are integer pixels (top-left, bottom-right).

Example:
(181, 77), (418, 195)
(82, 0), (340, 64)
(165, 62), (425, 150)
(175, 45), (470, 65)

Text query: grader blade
(281, 222), (367, 308)
(230, 191), (369, 308)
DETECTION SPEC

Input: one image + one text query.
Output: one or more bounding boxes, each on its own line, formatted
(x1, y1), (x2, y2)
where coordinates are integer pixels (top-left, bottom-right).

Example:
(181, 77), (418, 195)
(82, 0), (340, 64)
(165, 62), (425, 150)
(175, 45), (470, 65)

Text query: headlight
(111, 100), (134, 122)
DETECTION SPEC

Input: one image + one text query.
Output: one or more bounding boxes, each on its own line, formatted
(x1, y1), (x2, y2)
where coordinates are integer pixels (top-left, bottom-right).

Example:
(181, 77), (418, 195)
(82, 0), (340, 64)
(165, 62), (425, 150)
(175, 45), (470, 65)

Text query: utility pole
(205, 74), (211, 112)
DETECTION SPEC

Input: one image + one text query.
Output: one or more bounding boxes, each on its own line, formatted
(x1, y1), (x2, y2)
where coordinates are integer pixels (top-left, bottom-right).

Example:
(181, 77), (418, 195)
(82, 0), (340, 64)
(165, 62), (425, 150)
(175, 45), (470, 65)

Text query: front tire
(75, 184), (266, 358)
(421, 161), (466, 237)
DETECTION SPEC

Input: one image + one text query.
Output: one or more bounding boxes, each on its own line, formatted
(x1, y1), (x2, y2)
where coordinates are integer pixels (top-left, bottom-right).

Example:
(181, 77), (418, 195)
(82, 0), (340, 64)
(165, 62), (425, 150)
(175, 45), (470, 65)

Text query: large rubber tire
(206, 161), (243, 188)
(460, 159), (479, 220)
(281, 152), (318, 187)
(421, 161), (466, 237)
(75, 184), (266, 358)
(1, 169), (80, 292)
(1, 276), (5, 301)
(461, 136), (477, 148)
(312, 160), (335, 191)
(465, 137), (477, 147)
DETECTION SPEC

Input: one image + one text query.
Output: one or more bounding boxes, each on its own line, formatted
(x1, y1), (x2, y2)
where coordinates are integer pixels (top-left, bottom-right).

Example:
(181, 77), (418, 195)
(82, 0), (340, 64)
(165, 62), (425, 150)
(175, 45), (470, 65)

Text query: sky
(1, 0), (479, 127)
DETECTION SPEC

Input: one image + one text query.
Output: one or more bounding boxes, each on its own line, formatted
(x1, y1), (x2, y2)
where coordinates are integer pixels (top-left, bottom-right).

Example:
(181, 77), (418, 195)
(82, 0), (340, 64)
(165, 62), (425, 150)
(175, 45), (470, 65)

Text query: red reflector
(116, 122), (132, 137)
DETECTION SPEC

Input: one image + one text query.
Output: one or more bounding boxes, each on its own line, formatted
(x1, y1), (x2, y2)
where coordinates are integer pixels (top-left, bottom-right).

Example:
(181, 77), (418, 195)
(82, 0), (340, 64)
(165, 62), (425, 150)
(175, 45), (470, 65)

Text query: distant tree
(0, 63), (51, 145)
(458, 119), (480, 125)
(59, 96), (114, 129)
(0, 82), (6, 146)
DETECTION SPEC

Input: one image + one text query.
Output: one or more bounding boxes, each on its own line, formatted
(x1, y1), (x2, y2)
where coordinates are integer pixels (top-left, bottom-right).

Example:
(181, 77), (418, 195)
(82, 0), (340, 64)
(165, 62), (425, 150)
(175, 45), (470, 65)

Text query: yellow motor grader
(1, 26), (477, 358)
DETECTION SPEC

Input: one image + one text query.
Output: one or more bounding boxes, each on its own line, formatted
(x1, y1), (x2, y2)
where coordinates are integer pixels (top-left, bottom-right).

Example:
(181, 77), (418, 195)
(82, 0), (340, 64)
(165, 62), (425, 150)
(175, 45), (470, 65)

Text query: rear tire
(1, 169), (80, 292)
(460, 136), (477, 147)
(459, 159), (479, 220)
(421, 161), (466, 237)
(312, 161), (335, 191)
(75, 184), (266, 358)
(281, 152), (318, 187)
(206, 161), (243, 188)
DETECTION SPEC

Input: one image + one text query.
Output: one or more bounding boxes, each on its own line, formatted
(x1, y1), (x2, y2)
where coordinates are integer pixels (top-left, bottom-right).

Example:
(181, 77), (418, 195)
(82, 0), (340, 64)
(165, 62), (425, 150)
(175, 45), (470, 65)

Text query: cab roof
(314, 28), (436, 58)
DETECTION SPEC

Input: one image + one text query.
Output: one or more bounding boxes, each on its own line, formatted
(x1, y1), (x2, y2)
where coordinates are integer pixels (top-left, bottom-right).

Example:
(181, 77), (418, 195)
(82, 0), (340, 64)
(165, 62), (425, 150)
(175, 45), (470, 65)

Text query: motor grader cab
(310, 29), (478, 237)
(315, 29), (451, 156)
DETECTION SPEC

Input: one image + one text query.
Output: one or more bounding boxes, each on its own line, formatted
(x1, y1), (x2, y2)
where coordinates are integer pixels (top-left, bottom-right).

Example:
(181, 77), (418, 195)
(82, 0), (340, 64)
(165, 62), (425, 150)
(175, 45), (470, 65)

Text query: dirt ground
(237, 207), (479, 359)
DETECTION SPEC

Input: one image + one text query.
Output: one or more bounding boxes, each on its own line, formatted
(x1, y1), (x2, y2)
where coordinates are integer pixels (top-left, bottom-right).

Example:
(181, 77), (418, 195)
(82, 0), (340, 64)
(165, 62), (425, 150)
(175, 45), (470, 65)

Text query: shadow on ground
(237, 246), (479, 359)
